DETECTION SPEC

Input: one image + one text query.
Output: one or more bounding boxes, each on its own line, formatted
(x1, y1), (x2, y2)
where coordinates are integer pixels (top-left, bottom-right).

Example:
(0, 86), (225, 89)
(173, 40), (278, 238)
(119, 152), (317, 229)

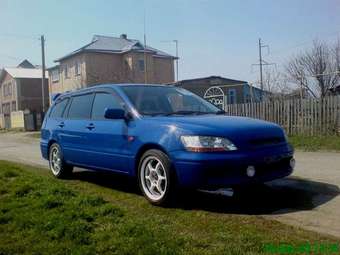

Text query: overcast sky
(0, 0), (339, 84)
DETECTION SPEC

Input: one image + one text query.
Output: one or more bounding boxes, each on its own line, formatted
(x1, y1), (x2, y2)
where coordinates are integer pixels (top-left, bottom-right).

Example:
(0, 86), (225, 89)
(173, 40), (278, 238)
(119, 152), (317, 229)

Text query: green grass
(0, 161), (338, 254)
(289, 135), (340, 152)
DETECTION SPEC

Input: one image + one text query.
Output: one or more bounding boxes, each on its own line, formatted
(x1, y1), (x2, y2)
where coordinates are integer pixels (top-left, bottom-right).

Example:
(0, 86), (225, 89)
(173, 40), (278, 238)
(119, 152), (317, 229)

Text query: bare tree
(261, 68), (296, 100)
(285, 40), (340, 98)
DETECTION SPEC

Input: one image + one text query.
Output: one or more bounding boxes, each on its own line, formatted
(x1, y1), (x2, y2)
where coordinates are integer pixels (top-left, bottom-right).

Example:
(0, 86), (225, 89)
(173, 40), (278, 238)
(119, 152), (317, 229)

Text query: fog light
(290, 158), (296, 169)
(246, 166), (256, 177)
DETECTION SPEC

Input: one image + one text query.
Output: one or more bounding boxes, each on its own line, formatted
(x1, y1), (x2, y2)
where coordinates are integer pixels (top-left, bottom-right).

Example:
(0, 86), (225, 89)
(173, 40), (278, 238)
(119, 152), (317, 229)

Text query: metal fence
(224, 96), (340, 136)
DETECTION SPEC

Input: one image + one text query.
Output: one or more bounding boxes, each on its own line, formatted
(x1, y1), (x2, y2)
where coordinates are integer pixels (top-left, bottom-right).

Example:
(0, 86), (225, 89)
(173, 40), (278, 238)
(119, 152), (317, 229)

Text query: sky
(0, 0), (339, 84)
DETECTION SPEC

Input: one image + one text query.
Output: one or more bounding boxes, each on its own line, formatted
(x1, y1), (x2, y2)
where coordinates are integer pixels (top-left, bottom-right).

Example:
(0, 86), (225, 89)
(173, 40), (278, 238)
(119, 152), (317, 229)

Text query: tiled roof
(55, 35), (176, 62)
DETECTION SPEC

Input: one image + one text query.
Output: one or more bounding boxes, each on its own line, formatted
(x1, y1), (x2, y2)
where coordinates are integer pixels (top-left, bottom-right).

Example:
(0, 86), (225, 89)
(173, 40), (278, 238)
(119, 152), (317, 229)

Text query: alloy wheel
(140, 156), (168, 201)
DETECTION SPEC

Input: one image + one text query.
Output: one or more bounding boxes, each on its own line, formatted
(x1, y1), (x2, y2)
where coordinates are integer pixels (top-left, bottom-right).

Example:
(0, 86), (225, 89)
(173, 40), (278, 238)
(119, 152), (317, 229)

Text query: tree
(285, 40), (340, 98)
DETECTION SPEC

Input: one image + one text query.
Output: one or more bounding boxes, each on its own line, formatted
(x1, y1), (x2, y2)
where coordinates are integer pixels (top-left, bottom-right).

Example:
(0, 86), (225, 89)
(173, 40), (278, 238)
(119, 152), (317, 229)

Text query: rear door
(85, 91), (130, 172)
(61, 93), (94, 165)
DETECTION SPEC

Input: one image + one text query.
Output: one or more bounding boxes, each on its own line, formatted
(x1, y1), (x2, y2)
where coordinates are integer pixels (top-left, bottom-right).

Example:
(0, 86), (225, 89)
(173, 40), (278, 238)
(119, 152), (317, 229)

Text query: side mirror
(104, 108), (126, 120)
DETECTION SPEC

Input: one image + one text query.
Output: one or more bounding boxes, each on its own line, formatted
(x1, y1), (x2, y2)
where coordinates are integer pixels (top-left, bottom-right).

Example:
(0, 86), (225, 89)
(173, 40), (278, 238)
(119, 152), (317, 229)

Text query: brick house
(48, 34), (177, 98)
(0, 60), (48, 128)
(173, 76), (269, 108)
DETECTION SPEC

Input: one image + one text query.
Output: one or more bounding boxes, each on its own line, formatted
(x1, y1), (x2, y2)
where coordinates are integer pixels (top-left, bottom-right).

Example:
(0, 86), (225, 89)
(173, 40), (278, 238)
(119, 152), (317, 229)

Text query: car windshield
(120, 85), (222, 116)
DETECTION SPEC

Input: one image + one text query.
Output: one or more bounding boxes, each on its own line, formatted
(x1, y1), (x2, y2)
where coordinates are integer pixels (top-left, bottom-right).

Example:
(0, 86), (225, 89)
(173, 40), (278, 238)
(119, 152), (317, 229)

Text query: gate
(203, 86), (225, 110)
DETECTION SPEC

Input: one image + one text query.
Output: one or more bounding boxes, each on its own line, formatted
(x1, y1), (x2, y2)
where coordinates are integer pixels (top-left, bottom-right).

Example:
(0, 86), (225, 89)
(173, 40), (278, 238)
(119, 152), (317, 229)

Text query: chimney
(120, 34), (127, 39)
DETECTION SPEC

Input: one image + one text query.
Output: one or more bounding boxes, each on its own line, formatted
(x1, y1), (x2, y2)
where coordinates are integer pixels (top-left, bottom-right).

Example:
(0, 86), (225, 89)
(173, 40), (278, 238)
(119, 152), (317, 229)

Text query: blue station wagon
(41, 84), (295, 205)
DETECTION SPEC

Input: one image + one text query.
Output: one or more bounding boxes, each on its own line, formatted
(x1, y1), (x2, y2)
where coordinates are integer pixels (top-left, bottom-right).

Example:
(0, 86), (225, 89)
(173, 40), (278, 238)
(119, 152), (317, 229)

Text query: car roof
(56, 83), (173, 100)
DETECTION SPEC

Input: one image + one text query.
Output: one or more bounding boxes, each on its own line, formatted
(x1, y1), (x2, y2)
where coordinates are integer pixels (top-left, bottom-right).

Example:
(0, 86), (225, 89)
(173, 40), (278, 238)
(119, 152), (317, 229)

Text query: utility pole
(161, 40), (179, 81)
(40, 35), (46, 112)
(259, 38), (263, 92)
(143, 9), (148, 84)
(174, 40), (179, 81)
(143, 34), (147, 84)
(252, 38), (276, 100)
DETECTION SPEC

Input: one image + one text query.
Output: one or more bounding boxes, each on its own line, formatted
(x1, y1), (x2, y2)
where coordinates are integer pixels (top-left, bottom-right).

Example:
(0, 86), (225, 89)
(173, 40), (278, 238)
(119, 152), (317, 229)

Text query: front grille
(258, 156), (291, 171)
(249, 137), (285, 147)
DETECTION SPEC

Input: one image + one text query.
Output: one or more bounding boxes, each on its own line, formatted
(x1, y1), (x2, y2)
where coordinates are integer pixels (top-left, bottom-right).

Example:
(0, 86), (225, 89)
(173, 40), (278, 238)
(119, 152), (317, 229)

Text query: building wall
(85, 52), (124, 85)
(48, 54), (87, 96)
(175, 77), (250, 105)
(0, 72), (17, 114)
(85, 52), (174, 85)
(18, 78), (49, 112)
(48, 51), (175, 96)
(153, 57), (175, 84)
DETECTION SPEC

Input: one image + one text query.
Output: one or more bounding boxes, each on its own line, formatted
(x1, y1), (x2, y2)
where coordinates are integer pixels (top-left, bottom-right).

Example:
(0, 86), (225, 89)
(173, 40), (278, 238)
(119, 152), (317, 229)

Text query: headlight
(180, 136), (237, 152)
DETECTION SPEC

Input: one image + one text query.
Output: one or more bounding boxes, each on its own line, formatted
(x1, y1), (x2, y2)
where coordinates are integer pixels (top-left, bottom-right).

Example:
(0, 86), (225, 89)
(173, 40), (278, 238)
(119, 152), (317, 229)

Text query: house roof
(17, 59), (35, 69)
(1, 67), (48, 79)
(55, 35), (176, 62)
(173, 76), (248, 85)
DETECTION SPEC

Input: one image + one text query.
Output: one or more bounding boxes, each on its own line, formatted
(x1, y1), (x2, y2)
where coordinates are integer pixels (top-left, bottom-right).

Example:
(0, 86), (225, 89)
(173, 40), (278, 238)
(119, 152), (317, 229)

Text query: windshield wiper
(215, 110), (226, 115)
(165, 110), (210, 116)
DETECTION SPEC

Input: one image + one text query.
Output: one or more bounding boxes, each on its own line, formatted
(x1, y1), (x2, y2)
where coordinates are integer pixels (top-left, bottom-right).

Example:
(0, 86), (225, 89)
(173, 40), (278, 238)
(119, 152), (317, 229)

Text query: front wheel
(138, 149), (177, 206)
(49, 143), (73, 179)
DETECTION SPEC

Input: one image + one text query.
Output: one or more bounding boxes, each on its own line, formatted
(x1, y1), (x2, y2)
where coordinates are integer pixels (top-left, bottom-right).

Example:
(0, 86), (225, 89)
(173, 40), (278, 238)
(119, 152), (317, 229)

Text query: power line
(251, 38), (276, 98)
(0, 33), (38, 41)
(270, 29), (340, 56)
(0, 53), (21, 61)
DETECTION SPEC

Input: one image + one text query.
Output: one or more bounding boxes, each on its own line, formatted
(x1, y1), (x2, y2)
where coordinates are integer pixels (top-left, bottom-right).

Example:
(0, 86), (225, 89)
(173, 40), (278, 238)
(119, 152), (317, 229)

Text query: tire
(49, 143), (73, 179)
(138, 149), (177, 206)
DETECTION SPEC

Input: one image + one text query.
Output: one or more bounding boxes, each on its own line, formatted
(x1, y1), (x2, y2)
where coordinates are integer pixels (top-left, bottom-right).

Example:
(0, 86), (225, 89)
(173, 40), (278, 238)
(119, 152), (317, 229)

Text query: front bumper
(170, 144), (294, 189)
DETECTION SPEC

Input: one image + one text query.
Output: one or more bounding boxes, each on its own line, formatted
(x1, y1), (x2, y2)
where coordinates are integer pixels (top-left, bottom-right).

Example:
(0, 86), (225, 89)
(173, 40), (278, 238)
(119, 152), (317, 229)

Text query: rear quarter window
(49, 98), (69, 119)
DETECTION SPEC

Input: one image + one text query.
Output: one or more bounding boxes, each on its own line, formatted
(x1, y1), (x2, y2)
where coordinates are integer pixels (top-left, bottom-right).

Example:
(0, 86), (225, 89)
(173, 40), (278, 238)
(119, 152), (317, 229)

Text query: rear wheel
(138, 149), (177, 206)
(49, 143), (73, 179)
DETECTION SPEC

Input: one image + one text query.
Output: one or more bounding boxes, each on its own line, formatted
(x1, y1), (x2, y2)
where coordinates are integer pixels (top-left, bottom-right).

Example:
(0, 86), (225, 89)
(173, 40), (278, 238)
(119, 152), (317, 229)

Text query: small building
(0, 60), (48, 129)
(48, 34), (177, 99)
(173, 76), (268, 109)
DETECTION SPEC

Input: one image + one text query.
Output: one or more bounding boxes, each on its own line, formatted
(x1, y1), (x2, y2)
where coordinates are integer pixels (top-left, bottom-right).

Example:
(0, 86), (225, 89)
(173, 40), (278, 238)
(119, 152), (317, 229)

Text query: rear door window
(91, 93), (124, 120)
(68, 94), (94, 119)
(50, 98), (69, 119)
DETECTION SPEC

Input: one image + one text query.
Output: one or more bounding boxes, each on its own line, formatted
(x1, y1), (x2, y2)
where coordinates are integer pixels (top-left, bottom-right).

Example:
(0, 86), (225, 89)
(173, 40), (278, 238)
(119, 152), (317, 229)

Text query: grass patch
(0, 160), (338, 254)
(26, 132), (41, 139)
(289, 135), (340, 152)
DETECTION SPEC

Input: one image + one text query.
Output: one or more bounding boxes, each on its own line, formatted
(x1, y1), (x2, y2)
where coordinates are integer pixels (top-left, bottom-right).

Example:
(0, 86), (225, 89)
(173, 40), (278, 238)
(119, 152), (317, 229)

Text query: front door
(85, 92), (131, 172)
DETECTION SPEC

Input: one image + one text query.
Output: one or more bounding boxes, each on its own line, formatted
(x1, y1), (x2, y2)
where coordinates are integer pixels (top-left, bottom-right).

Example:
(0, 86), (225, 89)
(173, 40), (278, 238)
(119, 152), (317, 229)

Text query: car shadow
(71, 169), (340, 215)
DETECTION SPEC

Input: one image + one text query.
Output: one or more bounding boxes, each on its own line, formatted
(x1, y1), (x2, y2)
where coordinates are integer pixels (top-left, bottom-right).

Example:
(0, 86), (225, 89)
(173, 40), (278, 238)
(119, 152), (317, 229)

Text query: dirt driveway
(0, 132), (339, 237)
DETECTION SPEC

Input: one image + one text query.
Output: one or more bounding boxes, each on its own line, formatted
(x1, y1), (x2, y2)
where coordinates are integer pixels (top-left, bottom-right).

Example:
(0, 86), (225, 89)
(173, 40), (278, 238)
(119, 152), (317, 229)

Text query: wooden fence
(224, 96), (340, 136)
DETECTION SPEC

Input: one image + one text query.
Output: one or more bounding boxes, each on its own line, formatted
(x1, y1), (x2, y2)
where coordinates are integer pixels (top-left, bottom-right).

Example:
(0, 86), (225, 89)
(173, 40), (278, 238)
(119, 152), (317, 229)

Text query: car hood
(144, 114), (286, 149)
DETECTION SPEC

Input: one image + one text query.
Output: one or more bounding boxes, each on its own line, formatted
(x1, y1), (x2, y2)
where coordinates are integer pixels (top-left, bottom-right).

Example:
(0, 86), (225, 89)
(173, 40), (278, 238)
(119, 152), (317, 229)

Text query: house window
(138, 59), (145, 71)
(3, 84), (7, 97)
(12, 101), (16, 111)
(64, 65), (69, 79)
(228, 89), (237, 104)
(75, 61), (81, 76)
(3, 82), (12, 97)
(51, 69), (59, 82)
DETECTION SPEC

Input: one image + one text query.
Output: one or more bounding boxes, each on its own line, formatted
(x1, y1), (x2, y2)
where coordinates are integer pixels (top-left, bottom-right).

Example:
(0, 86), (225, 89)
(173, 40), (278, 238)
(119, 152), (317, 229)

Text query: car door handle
(86, 123), (95, 130)
(58, 122), (65, 128)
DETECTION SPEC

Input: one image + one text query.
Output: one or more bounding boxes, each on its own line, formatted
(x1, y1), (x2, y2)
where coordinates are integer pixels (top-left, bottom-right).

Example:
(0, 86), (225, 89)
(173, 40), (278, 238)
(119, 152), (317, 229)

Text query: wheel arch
(134, 143), (170, 176)
(47, 139), (58, 159)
